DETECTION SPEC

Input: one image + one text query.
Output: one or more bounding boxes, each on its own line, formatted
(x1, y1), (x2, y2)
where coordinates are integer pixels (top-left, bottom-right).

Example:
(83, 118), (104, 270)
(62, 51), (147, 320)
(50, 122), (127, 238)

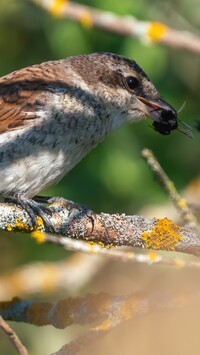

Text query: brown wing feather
(0, 79), (40, 133)
(0, 60), (70, 134)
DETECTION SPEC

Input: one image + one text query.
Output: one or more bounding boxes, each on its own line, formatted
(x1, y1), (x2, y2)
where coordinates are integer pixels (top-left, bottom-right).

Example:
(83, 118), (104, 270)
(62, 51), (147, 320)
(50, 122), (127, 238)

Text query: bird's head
(69, 52), (192, 137)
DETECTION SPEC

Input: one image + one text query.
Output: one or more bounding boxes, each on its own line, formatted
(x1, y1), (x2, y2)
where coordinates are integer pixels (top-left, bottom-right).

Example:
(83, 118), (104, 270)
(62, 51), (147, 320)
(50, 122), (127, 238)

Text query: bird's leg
(6, 194), (96, 232)
(5, 195), (53, 230)
(34, 195), (97, 232)
(33, 195), (52, 204)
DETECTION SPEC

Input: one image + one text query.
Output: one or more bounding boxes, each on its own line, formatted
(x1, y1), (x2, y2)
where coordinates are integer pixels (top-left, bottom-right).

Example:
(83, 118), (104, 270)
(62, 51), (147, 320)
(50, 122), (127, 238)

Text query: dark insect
(152, 109), (193, 138)
(152, 109), (178, 135)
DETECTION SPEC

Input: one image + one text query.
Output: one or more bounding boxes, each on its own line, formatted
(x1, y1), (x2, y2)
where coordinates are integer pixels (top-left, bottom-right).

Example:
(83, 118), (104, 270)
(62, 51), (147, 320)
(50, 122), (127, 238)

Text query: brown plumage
(0, 52), (182, 228)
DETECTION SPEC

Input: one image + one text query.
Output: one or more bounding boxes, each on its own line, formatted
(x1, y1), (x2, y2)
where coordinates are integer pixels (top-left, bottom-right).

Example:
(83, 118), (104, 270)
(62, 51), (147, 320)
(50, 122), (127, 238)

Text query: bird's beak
(134, 95), (174, 122)
(134, 95), (193, 138)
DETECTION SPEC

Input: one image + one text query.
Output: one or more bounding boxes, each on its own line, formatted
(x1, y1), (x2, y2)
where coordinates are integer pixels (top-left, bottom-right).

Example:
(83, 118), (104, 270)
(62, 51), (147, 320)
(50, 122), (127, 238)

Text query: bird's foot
(44, 196), (97, 232)
(6, 194), (96, 232)
(6, 195), (53, 230)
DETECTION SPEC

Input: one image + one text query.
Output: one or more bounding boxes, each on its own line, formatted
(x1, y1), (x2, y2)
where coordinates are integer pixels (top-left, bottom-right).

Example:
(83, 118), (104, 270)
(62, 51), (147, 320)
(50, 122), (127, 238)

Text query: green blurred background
(1, 1), (200, 354)
(0, 0), (199, 266)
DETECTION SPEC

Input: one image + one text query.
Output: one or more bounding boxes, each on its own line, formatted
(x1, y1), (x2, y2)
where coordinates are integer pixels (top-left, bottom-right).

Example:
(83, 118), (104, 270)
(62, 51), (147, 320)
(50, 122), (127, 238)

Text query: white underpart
(0, 90), (128, 198)
(0, 70), (145, 199)
(0, 126), (66, 197)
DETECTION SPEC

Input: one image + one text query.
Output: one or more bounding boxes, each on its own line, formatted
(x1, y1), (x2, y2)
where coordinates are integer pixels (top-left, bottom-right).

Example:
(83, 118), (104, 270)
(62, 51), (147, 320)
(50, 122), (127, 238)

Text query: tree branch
(1, 201), (200, 257)
(1, 290), (199, 327)
(0, 253), (107, 301)
(142, 148), (200, 233)
(30, 0), (200, 54)
(0, 316), (29, 355)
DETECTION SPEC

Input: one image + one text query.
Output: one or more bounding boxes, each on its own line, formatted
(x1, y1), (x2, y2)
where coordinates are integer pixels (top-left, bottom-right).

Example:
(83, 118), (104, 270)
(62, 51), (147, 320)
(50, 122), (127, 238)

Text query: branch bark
(1, 201), (200, 257)
(0, 290), (199, 354)
(30, 0), (200, 54)
(142, 148), (200, 232)
(0, 316), (29, 355)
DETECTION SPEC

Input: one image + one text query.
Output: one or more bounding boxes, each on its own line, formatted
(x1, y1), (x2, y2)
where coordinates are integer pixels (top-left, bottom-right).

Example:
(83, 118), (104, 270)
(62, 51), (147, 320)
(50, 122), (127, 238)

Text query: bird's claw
(48, 197), (97, 232)
(7, 195), (96, 233)
(6, 195), (54, 231)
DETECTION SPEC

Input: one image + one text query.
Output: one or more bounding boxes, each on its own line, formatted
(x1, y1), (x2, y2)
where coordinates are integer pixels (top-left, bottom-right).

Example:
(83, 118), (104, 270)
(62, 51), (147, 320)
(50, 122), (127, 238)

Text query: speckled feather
(0, 53), (163, 198)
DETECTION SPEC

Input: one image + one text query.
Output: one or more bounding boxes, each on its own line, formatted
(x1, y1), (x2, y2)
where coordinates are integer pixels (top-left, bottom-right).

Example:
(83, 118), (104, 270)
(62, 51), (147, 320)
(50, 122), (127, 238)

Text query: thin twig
(0, 234), (200, 302)
(44, 233), (200, 269)
(29, 0), (200, 55)
(0, 253), (106, 301)
(142, 148), (200, 234)
(0, 316), (29, 355)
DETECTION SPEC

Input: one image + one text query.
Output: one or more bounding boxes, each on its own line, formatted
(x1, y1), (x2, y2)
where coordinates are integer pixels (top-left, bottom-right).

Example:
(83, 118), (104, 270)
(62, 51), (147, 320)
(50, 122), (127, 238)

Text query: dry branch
(0, 316), (29, 355)
(0, 290), (200, 354)
(1, 201), (200, 257)
(30, 0), (200, 54)
(0, 253), (106, 301)
(0, 290), (198, 327)
(1, 230), (200, 303)
(142, 148), (200, 232)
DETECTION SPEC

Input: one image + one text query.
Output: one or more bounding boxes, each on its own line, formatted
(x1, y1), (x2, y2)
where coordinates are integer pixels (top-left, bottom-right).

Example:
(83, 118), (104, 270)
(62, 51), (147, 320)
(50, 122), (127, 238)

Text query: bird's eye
(126, 76), (139, 90)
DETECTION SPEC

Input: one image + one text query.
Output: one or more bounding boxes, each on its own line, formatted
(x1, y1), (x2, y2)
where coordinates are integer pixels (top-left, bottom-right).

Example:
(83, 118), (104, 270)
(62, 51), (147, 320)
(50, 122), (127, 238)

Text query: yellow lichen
(48, 0), (67, 17)
(98, 241), (105, 248)
(91, 240), (105, 248)
(7, 225), (13, 232)
(31, 230), (45, 244)
(95, 319), (112, 331)
(88, 240), (115, 250)
(15, 217), (34, 232)
(147, 22), (168, 41)
(178, 198), (187, 209)
(36, 216), (44, 229)
(106, 243), (115, 249)
(148, 251), (158, 261)
(80, 11), (93, 28)
(141, 218), (183, 251)
(10, 216), (44, 233)
(120, 297), (139, 321)
(125, 251), (135, 259)
(175, 259), (185, 268)
(49, 200), (65, 207)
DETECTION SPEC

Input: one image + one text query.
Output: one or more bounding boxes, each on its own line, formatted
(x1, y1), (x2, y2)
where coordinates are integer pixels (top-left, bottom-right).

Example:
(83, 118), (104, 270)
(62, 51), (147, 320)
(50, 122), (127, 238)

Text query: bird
(0, 52), (190, 228)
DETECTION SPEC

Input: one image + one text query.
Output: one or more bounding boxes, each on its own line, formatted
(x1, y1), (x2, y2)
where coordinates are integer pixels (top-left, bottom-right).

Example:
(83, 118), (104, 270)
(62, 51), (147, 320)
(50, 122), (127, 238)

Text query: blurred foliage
(0, 0), (199, 264)
(0, 1), (200, 354)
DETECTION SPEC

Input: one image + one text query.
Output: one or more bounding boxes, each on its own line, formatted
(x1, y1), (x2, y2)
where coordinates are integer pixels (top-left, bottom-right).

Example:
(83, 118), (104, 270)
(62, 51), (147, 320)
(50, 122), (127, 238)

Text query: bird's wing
(0, 80), (42, 133)
(0, 61), (69, 134)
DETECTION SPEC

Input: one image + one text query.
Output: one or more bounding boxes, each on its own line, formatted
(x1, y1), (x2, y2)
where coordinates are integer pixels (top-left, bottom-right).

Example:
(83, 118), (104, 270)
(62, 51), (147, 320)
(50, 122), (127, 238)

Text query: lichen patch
(141, 218), (182, 251)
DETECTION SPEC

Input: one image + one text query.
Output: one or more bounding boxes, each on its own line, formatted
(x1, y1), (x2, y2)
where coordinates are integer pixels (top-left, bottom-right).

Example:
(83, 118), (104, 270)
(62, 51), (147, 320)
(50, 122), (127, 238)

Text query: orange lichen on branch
(177, 198), (188, 209)
(14, 217), (34, 232)
(125, 251), (135, 259)
(31, 230), (45, 243)
(6, 224), (13, 232)
(148, 251), (158, 261)
(119, 297), (139, 321)
(80, 11), (93, 28)
(175, 259), (185, 268)
(0, 293), (142, 331)
(48, 0), (68, 17)
(147, 22), (168, 41)
(6, 215), (44, 234)
(141, 218), (183, 251)
(94, 319), (112, 331)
